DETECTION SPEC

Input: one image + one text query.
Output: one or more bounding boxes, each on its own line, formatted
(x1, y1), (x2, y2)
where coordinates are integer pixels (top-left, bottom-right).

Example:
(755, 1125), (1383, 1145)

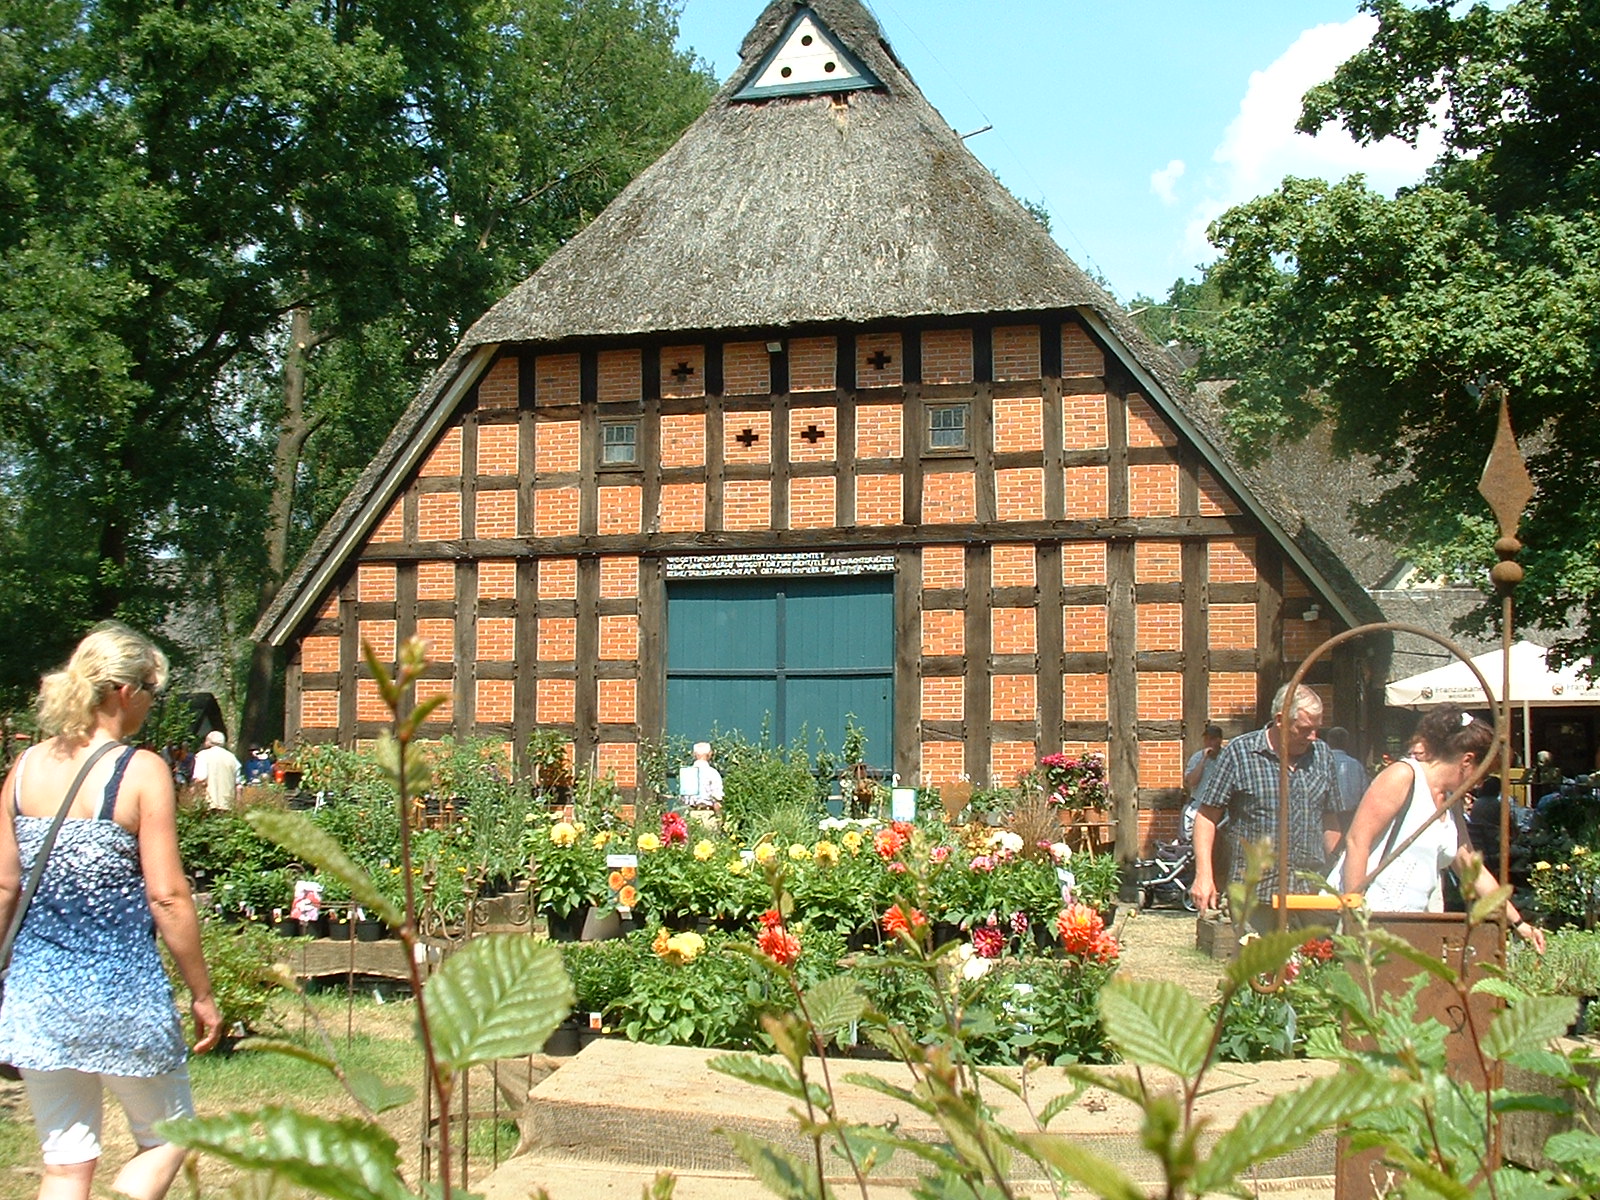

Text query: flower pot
(544, 907), (588, 942)
(846, 924), (882, 953)
(355, 918), (389, 942)
(580, 908), (623, 941)
(659, 909), (697, 933)
(273, 917), (298, 938)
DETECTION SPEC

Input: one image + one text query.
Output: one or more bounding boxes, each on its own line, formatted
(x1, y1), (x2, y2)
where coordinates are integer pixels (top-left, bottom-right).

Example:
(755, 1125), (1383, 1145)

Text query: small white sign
(890, 787), (917, 822)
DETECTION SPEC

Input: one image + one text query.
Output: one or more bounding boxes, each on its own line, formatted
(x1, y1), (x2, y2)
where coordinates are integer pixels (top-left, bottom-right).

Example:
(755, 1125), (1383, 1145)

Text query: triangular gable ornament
(734, 6), (880, 100)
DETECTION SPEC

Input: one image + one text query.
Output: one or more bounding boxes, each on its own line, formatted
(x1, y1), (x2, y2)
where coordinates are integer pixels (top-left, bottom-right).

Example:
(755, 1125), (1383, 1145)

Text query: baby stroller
(1136, 837), (1197, 911)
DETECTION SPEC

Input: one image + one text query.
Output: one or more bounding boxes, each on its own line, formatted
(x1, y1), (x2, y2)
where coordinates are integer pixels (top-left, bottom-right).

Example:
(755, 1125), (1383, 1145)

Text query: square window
(602, 422), (638, 465)
(927, 404), (969, 452)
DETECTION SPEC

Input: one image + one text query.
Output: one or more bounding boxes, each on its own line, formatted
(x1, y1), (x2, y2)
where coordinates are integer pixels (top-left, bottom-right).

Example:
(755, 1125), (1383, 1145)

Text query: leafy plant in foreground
(160, 638), (575, 1200)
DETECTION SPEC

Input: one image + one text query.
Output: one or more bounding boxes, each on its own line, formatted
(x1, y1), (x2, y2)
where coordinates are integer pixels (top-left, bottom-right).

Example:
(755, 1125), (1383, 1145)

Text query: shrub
(164, 917), (285, 1037)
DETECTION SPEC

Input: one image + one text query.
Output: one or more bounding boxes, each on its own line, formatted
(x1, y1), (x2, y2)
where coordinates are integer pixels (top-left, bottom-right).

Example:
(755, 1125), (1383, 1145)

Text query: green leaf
(974, 1067), (1021, 1099)
(1225, 928), (1323, 989)
(160, 1107), (411, 1200)
(1481, 995), (1578, 1061)
(424, 936), (573, 1070)
(1472, 977), (1528, 1003)
(1022, 1133), (1144, 1200)
(1543, 1129), (1600, 1169)
(802, 974), (867, 1038)
(843, 1072), (935, 1115)
(1098, 979), (1210, 1075)
(1192, 1070), (1406, 1191)
(246, 809), (403, 929)
(720, 1129), (830, 1200)
(1038, 1085), (1087, 1129)
(846, 1126), (963, 1175)
(707, 1054), (827, 1108)
(1468, 884), (1512, 926)
(641, 1170), (677, 1200)
(374, 733), (433, 802)
(344, 1068), (416, 1115)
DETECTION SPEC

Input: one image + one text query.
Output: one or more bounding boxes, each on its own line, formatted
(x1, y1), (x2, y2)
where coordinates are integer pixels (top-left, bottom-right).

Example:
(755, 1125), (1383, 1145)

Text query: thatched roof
(255, 0), (1381, 645)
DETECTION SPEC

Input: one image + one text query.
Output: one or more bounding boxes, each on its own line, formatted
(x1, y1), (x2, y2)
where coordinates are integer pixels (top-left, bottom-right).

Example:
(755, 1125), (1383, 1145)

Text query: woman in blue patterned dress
(0, 623), (221, 1200)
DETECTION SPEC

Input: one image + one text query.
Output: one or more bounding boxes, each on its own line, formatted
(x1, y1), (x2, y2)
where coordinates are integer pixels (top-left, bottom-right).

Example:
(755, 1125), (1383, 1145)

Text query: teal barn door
(665, 575), (894, 768)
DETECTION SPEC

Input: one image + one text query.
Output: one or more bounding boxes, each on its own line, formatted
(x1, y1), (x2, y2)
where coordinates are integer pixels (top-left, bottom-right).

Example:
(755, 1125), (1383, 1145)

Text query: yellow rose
(841, 830), (864, 853)
(637, 832), (662, 853)
(694, 839), (716, 861)
(813, 841), (840, 866)
(754, 843), (778, 865)
(550, 822), (578, 848)
(787, 843), (811, 861)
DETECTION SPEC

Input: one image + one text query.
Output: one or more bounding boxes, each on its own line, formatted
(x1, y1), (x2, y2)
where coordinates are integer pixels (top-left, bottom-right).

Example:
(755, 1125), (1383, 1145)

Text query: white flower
(988, 830), (1024, 854)
(1048, 841), (1072, 864)
(956, 944), (993, 982)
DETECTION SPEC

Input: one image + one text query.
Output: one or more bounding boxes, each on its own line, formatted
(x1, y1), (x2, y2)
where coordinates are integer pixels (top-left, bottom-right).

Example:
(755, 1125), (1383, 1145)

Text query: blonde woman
(0, 623), (221, 1200)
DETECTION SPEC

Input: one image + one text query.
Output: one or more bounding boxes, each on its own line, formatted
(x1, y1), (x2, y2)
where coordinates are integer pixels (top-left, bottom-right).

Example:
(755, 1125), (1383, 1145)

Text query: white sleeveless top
(1330, 757), (1458, 912)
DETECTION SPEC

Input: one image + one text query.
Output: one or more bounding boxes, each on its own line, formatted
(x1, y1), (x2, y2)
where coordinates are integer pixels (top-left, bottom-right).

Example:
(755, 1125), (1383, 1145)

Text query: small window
(602, 422), (638, 465)
(927, 404), (969, 452)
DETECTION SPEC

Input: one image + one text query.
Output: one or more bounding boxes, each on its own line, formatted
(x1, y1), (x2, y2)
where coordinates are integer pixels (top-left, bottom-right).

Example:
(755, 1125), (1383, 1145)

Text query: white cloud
(1182, 14), (1446, 263)
(1150, 158), (1186, 205)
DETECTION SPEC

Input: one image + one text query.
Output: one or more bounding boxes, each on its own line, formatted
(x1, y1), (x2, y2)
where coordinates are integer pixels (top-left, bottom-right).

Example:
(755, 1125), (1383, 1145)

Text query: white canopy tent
(1384, 640), (1600, 769)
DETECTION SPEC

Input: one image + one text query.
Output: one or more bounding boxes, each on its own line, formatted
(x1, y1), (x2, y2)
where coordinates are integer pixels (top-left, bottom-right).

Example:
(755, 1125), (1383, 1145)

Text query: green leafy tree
(1189, 0), (1600, 661)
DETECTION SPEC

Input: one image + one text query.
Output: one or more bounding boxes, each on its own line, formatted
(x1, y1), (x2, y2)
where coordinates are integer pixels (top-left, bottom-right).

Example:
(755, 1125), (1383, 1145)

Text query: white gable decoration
(734, 7), (879, 100)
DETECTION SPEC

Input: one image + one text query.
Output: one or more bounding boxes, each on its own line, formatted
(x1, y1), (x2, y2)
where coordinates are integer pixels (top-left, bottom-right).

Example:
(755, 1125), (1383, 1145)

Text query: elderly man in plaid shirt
(1189, 683), (1342, 925)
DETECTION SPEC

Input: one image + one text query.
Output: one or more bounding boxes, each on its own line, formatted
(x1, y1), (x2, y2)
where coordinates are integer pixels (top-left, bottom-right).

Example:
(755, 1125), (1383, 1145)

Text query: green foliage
(423, 936), (573, 1070)
(162, 917), (286, 1037)
(715, 730), (825, 838)
(523, 816), (608, 918)
(1191, 0), (1600, 662)
(1504, 927), (1600, 998)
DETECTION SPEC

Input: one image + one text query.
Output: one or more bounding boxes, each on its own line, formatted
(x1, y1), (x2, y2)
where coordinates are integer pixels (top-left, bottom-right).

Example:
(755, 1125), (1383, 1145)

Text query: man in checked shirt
(1189, 683), (1342, 929)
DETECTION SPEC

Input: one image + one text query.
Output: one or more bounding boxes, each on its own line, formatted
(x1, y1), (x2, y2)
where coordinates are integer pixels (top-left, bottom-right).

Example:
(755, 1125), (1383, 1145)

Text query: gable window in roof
(926, 403), (969, 453)
(734, 7), (880, 101)
(602, 421), (638, 466)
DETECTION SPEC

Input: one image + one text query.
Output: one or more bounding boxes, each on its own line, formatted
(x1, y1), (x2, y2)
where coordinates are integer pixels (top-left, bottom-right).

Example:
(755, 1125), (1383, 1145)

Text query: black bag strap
(0, 740), (125, 971)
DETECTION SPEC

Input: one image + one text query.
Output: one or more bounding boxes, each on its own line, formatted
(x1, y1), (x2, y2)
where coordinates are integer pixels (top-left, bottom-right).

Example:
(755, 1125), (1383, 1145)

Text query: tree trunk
(240, 304), (323, 750)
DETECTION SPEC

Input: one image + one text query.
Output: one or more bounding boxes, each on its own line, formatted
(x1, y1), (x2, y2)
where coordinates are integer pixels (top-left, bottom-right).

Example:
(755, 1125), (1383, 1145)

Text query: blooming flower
(874, 828), (907, 860)
(617, 885), (639, 909)
(841, 830), (865, 853)
(607, 868), (636, 890)
(592, 831), (613, 849)
(988, 830), (1024, 856)
(971, 923), (1004, 959)
(550, 821), (578, 847)
(969, 854), (994, 873)
(637, 832), (661, 853)
(930, 845), (951, 864)
(661, 811), (689, 846)
(655, 930), (705, 964)
(788, 843), (811, 861)
(1056, 903), (1118, 962)
(754, 843), (778, 865)
(887, 861), (908, 874)
(757, 910), (801, 965)
(1299, 937), (1334, 963)
(882, 904), (927, 936)
(1009, 911), (1029, 937)
(957, 943), (993, 982)
(693, 839), (716, 862)
(727, 858), (748, 876)
(812, 841), (840, 866)
(1048, 842), (1072, 864)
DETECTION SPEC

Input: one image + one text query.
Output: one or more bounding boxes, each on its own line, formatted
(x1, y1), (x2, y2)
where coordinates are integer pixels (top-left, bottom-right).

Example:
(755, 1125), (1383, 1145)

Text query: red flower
(1056, 903), (1119, 962)
(757, 913), (801, 966)
(661, 811), (689, 846)
(882, 904), (927, 936)
(971, 924), (1004, 959)
(1299, 936), (1334, 963)
(873, 826), (909, 860)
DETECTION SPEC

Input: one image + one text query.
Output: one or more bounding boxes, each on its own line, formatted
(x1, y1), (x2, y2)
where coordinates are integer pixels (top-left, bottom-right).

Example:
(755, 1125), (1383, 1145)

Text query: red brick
(990, 741), (1037, 787)
(1208, 605), (1256, 651)
(1198, 469), (1240, 516)
(920, 676), (963, 721)
(1062, 323), (1104, 377)
(788, 477), (835, 529)
(789, 337), (836, 392)
(922, 329), (973, 384)
(1208, 538), (1257, 583)
(599, 614), (639, 661)
(535, 420), (580, 474)
(659, 482), (706, 533)
(537, 678), (575, 724)
(356, 679), (386, 724)
(538, 617), (576, 661)
(371, 501), (403, 543)
(596, 742), (637, 788)
(857, 333), (902, 388)
(477, 617), (515, 662)
(598, 485), (642, 535)
(1064, 465), (1108, 517)
(478, 355), (518, 410)
(316, 593), (339, 620)
(1284, 616), (1331, 663)
(358, 564), (396, 602)
(477, 678), (513, 723)
(660, 414), (706, 469)
(1137, 671), (1182, 720)
(600, 556), (639, 599)
(1128, 463), (1179, 517)
(415, 619), (455, 661)
(301, 690), (338, 729)
(991, 545), (1036, 588)
(723, 342), (770, 395)
(991, 674), (1037, 722)
(723, 480), (770, 530)
(418, 493), (462, 540)
(417, 562), (455, 601)
(477, 423), (518, 475)
(1139, 740), (1183, 789)
(535, 354), (580, 405)
(921, 609), (964, 656)
(301, 637), (339, 674)
(533, 487), (579, 538)
(420, 427), (462, 477)
(359, 619), (396, 665)
(854, 474), (902, 526)
(920, 742), (964, 786)
(1064, 606), (1108, 652)
(1126, 393), (1177, 448)
(923, 470), (975, 524)
(475, 489), (517, 538)
(478, 560), (516, 600)
(1136, 603), (1182, 652)
(415, 678), (453, 723)
(992, 608), (1037, 655)
(1135, 540), (1182, 583)
(541, 559), (577, 599)
(597, 349), (640, 403)
(993, 396), (1044, 453)
(995, 467), (1044, 521)
(1063, 674), (1107, 721)
(1062, 393), (1108, 450)
(597, 678), (636, 725)
(856, 405), (902, 459)
(1061, 543), (1106, 586)
(789, 407), (836, 463)
(725, 412), (771, 465)
(922, 546), (963, 589)
(660, 345), (705, 399)
(992, 326), (1040, 382)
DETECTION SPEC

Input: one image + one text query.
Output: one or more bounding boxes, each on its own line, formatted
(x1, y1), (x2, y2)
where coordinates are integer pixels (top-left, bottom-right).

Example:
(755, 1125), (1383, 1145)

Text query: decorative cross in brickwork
(670, 360), (696, 382)
(799, 424), (825, 444)
(866, 349), (892, 370)
(734, 427), (760, 448)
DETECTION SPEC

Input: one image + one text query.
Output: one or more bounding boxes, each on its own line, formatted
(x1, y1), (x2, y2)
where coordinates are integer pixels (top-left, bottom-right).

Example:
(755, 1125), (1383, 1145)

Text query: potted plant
(524, 815), (607, 939)
(526, 728), (574, 807)
(1038, 752), (1110, 850)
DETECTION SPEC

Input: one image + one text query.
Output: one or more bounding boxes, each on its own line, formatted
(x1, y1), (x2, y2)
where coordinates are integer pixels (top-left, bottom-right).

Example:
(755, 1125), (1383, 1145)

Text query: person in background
(1190, 683), (1342, 924)
(1322, 727), (1369, 833)
(1181, 724), (1224, 841)
(190, 730), (241, 812)
(0, 622), (221, 1200)
(682, 741), (723, 810)
(1331, 704), (1543, 951)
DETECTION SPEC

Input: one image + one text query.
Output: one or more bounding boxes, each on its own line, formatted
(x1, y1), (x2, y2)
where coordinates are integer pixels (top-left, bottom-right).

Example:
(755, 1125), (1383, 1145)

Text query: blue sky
(673, 1), (1444, 304)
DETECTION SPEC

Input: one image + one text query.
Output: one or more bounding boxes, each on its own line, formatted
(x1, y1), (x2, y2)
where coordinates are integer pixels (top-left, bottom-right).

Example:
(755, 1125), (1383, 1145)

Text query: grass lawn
(0, 990), (474, 1200)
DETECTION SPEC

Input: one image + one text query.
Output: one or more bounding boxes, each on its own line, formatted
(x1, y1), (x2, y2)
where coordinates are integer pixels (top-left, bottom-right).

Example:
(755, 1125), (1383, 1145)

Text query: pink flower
(971, 924), (1004, 959)
(930, 845), (951, 864)
(970, 855), (994, 873)
(887, 861), (908, 874)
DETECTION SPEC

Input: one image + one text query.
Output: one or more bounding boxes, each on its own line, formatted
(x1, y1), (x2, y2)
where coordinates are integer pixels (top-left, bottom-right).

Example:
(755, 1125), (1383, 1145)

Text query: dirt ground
(1111, 905), (1221, 1000)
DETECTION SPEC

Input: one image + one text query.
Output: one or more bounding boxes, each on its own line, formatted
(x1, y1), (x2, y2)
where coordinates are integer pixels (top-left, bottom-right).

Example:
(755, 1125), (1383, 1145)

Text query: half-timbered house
(256, 0), (1383, 854)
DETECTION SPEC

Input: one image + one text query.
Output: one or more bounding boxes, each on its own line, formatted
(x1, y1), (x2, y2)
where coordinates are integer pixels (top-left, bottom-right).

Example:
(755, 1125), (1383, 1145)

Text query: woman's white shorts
(20, 1065), (193, 1164)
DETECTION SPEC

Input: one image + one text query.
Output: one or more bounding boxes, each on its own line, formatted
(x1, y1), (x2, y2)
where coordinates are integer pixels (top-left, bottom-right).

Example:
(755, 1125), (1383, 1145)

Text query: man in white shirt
(192, 729), (242, 811)
(682, 741), (723, 810)
(1181, 724), (1224, 840)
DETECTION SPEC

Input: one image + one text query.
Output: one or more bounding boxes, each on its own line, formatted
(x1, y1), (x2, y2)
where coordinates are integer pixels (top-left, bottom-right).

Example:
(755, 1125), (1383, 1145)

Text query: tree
(0, 0), (715, 729)
(1189, 0), (1600, 662)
